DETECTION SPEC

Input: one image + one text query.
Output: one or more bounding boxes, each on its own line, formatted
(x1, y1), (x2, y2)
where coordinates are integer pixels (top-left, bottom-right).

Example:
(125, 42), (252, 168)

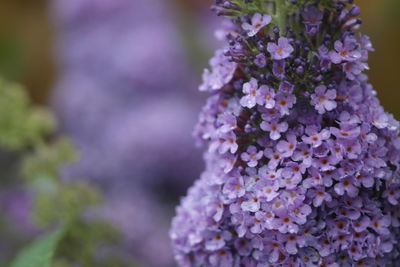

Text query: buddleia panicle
(170, 1), (400, 266)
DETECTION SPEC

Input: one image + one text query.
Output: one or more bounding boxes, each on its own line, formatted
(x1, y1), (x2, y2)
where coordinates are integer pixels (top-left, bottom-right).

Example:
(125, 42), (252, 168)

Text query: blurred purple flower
(51, 0), (214, 265)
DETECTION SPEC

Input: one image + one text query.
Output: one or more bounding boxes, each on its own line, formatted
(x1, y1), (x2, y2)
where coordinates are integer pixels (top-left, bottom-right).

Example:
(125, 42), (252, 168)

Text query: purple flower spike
(171, 1), (400, 266)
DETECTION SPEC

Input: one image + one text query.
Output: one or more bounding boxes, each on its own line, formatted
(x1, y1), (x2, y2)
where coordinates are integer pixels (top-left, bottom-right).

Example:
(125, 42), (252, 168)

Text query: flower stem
(275, 0), (287, 32)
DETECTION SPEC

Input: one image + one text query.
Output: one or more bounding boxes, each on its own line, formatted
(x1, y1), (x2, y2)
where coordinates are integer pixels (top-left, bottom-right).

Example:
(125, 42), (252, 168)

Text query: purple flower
(284, 234), (306, 255)
(272, 60), (286, 78)
(241, 195), (261, 212)
(241, 145), (263, 167)
(254, 53), (267, 68)
(370, 108), (389, 129)
(205, 232), (228, 251)
(302, 126), (330, 148)
(209, 250), (233, 266)
(282, 162), (306, 185)
(279, 81), (294, 94)
(312, 156), (338, 171)
(263, 148), (283, 169)
(277, 133), (297, 157)
(302, 167), (324, 188)
(256, 85), (275, 109)
(348, 246), (365, 261)
(222, 176), (245, 200)
(365, 144), (388, 168)
(267, 37), (294, 60)
(302, 5), (323, 35)
(260, 119), (288, 140)
(292, 143), (313, 168)
(218, 132), (238, 154)
(240, 78), (259, 108)
(243, 167), (263, 191)
(383, 185), (400, 205)
(329, 38), (362, 64)
(317, 45), (332, 71)
(334, 177), (359, 197)
(264, 238), (284, 263)
(200, 48), (237, 92)
(289, 204), (312, 225)
(220, 153), (237, 174)
(354, 171), (374, 188)
(256, 181), (280, 202)
(330, 125), (360, 140)
(275, 93), (296, 115)
(360, 34), (374, 53)
(209, 132), (239, 154)
(370, 216), (391, 236)
(343, 61), (366, 80)
(234, 239), (252, 256)
(241, 13), (272, 37)
(342, 140), (362, 159)
(272, 211), (299, 234)
(352, 216), (371, 232)
(310, 85), (337, 114)
(53, 0), (207, 265)
(249, 215), (264, 234)
(217, 112), (237, 133)
(308, 187), (332, 207)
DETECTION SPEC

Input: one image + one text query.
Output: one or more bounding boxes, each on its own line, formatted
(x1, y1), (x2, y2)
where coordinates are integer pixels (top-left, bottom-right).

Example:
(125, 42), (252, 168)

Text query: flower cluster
(171, 1), (400, 266)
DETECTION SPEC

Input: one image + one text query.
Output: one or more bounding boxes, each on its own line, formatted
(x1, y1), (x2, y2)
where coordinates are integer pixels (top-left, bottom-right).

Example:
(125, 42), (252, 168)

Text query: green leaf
(9, 227), (65, 267)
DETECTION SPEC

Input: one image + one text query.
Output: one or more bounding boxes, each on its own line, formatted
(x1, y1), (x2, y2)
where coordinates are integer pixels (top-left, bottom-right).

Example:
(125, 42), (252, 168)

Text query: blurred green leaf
(9, 227), (65, 267)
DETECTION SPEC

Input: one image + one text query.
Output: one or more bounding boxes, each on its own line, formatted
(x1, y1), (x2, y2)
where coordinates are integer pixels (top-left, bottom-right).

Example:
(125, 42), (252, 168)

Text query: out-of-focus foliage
(22, 138), (99, 226)
(22, 138), (75, 181)
(53, 220), (135, 267)
(0, 78), (135, 266)
(0, 79), (54, 149)
(9, 227), (65, 267)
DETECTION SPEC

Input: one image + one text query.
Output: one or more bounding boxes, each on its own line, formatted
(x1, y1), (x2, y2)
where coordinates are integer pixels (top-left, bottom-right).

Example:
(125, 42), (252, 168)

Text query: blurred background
(0, 0), (399, 266)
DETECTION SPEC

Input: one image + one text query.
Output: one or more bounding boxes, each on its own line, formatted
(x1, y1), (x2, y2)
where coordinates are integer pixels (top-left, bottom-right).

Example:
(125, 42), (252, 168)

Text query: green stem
(275, 0), (287, 32)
